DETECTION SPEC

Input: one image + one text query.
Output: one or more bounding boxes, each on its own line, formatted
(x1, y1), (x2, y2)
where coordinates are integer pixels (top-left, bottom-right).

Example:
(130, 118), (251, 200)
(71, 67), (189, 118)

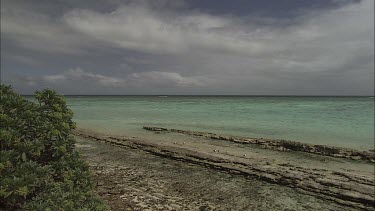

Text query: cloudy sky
(1, 0), (374, 95)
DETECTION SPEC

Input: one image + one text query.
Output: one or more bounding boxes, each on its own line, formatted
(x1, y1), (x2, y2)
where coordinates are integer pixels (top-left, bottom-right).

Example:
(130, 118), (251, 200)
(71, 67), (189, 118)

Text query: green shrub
(0, 85), (108, 210)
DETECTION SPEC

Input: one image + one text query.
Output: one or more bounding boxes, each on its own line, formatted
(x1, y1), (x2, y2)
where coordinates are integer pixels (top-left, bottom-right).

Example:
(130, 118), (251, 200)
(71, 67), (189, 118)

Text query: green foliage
(0, 85), (108, 210)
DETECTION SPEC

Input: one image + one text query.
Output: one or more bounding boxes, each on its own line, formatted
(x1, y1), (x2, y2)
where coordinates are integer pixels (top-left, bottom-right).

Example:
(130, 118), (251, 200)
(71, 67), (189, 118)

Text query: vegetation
(0, 85), (108, 210)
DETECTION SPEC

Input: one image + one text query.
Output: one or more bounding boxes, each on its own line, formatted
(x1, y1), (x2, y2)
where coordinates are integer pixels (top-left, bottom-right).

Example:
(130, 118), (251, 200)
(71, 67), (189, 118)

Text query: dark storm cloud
(1, 0), (374, 95)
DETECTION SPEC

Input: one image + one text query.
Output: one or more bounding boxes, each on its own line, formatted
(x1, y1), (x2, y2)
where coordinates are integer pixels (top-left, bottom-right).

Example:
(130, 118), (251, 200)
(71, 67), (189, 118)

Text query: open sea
(60, 96), (375, 150)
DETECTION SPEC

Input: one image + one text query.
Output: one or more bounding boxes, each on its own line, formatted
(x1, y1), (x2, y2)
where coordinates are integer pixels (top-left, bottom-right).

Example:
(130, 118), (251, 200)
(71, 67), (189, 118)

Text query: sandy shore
(74, 128), (374, 210)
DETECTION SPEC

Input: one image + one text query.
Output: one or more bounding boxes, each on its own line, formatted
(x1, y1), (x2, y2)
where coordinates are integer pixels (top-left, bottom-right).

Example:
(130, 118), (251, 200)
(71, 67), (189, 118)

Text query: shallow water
(29, 96), (374, 150)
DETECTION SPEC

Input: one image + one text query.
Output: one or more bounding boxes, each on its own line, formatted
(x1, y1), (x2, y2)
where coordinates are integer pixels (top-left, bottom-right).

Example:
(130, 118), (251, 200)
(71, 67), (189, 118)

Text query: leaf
(22, 152), (27, 162)
(4, 191), (13, 198)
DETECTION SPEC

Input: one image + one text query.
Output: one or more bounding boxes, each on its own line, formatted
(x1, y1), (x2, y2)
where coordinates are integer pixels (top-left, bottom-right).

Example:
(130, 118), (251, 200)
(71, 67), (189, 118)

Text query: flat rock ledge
(74, 129), (375, 210)
(143, 126), (375, 163)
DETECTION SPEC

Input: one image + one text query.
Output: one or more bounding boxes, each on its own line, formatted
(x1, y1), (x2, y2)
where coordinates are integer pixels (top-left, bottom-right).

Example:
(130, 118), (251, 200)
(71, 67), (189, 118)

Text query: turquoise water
(61, 96), (374, 150)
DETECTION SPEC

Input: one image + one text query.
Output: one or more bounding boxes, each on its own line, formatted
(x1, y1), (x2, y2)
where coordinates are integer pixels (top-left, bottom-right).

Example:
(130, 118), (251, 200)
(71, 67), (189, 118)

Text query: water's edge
(142, 126), (375, 163)
(74, 128), (375, 210)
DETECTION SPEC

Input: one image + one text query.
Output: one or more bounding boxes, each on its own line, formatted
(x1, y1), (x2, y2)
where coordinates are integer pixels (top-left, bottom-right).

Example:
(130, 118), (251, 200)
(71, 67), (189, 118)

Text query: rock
(77, 129), (375, 210)
(154, 193), (164, 198)
(141, 126), (375, 162)
(277, 146), (287, 151)
(138, 202), (148, 208)
(199, 205), (211, 211)
(132, 196), (139, 203)
(170, 204), (181, 210)
(351, 156), (361, 160)
(164, 205), (173, 210)
(202, 205), (216, 211)
(145, 194), (159, 201)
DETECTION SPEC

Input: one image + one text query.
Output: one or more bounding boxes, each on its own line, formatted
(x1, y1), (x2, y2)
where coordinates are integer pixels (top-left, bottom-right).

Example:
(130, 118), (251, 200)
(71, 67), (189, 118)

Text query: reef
(143, 126), (375, 163)
(74, 128), (375, 210)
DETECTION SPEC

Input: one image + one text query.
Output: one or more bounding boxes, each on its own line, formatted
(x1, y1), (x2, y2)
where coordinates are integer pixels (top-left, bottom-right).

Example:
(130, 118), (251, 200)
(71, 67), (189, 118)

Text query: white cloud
(43, 74), (67, 82)
(38, 68), (205, 91)
(42, 68), (126, 87)
(63, 6), (263, 55)
(1, 5), (83, 54)
(61, 0), (373, 73)
(64, 7), (186, 54)
(128, 71), (204, 87)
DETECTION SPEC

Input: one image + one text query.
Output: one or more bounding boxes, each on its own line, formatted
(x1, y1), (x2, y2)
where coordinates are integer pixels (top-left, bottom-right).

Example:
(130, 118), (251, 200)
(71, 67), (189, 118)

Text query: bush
(0, 85), (108, 210)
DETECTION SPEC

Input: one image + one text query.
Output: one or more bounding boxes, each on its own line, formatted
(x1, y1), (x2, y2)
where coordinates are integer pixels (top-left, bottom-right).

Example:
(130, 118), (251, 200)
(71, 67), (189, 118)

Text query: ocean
(62, 96), (375, 150)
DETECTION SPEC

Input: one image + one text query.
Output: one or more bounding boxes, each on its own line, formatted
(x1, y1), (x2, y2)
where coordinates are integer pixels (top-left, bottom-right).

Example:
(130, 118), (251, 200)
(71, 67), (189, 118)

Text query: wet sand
(74, 128), (374, 210)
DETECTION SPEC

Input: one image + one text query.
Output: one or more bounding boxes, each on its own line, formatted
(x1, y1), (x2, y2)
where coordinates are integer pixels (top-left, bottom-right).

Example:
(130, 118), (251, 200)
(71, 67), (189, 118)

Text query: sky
(1, 0), (374, 95)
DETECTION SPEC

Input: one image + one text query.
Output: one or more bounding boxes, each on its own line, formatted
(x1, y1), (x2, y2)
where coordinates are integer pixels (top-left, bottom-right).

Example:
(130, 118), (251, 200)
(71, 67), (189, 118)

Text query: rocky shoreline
(75, 135), (352, 210)
(74, 128), (374, 210)
(143, 126), (375, 163)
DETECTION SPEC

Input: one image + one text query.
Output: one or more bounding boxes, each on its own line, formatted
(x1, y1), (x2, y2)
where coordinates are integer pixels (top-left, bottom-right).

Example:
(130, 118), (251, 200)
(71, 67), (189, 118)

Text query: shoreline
(76, 136), (351, 210)
(74, 128), (375, 210)
(143, 126), (375, 163)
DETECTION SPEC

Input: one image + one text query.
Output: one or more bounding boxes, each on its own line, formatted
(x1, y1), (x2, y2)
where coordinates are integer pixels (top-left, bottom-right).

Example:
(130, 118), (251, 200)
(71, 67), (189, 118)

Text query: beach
(62, 96), (375, 209)
(74, 127), (375, 210)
